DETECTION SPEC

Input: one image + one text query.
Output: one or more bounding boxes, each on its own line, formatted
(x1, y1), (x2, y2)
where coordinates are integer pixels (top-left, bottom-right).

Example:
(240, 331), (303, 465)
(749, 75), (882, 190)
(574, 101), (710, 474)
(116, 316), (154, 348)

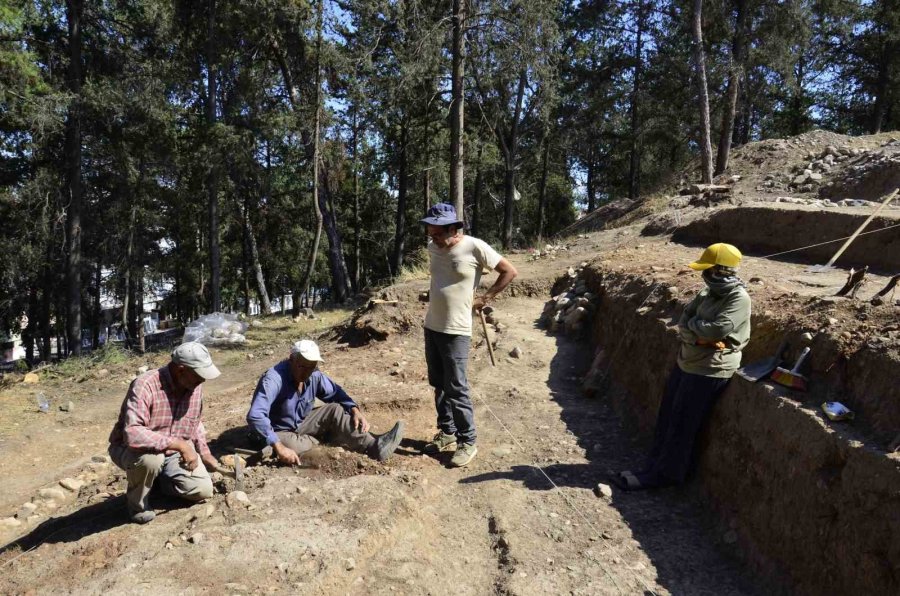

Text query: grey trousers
(424, 328), (476, 445)
(108, 444), (214, 514)
(276, 403), (377, 456)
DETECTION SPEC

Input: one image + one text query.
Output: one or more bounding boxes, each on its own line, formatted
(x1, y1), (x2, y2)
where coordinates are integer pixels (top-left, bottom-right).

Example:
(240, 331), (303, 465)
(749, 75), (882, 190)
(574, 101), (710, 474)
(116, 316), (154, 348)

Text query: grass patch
(245, 308), (355, 348)
(50, 343), (135, 377)
(395, 247), (430, 282)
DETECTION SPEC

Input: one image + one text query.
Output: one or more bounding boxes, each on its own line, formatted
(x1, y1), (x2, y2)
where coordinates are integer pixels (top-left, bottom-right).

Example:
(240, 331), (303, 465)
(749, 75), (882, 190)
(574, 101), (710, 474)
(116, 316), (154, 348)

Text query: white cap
(291, 339), (324, 363)
(171, 342), (221, 380)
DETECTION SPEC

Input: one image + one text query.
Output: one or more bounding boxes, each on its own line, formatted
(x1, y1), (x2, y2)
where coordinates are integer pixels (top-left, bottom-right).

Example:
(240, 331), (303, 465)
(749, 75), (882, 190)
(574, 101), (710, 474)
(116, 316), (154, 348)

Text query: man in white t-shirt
(420, 203), (518, 467)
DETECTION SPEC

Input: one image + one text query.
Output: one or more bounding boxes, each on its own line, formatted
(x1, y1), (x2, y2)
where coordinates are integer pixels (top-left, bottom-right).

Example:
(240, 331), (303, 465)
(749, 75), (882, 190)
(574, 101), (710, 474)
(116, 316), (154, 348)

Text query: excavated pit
(672, 204), (900, 272)
(578, 265), (900, 596)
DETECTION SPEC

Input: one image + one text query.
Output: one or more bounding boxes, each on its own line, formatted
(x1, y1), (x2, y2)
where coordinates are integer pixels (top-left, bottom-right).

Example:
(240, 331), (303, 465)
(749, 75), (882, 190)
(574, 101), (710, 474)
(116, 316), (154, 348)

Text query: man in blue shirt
(246, 339), (404, 464)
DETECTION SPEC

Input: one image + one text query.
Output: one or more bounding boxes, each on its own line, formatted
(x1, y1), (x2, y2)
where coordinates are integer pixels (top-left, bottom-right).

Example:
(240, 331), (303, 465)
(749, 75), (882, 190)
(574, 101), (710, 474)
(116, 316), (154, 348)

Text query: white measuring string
(752, 221), (900, 260)
(471, 387), (659, 596)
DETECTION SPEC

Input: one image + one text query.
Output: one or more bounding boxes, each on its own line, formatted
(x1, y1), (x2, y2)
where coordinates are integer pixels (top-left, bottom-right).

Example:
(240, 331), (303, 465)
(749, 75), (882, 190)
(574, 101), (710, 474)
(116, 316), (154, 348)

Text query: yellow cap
(688, 243), (742, 271)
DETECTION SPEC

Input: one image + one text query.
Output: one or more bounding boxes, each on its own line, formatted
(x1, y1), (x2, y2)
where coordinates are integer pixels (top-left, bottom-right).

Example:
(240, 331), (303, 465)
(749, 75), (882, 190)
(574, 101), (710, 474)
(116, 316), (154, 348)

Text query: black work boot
(372, 421), (405, 461)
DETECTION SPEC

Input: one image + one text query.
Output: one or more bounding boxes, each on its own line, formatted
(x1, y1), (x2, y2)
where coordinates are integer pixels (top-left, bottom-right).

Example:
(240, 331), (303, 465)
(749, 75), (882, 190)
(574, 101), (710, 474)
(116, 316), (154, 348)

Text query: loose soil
(1, 129), (899, 595)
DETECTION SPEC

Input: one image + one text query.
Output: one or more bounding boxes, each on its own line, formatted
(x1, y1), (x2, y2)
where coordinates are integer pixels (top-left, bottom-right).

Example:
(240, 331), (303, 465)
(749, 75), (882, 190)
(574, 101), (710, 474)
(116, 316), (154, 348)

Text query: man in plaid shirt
(108, 342), (222, 524)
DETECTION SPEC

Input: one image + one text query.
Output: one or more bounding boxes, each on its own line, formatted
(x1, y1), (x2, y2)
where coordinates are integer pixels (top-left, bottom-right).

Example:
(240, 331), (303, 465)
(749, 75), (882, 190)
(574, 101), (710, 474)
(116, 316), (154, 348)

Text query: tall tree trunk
(586, 154), (596, 213)
(392, 119), (409, 274)
(628, 0), (645, 200)
(715, 0), (748, 176)
(240, 197), (272, 313)
(502, 166), (516, 249)
(300, 0), (325, 309)
(536, 135), (550, 245)
(352, 108), (361, 292)
(691, 0), (714, 183)
(449, 0), (466, 219)
(871, 43), (894, 134)
(92, 260), (101, 349)
(122, 204), (137, 335)
(471, 142), (483, 238)
(321, 167), (353, 302)
(64, 0), (84, 356)
(500, 71), (527, 250)
(206, 0), (221, 313)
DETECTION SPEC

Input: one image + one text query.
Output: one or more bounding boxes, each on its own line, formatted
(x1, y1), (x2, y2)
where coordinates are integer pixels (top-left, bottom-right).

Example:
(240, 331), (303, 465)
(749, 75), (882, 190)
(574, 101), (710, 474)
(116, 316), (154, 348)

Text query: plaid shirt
(109, 366), (211, 458)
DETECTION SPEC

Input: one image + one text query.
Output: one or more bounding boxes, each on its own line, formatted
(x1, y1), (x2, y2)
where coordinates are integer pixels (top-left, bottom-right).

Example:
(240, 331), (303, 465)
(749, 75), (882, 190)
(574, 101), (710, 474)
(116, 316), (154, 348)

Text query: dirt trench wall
(582, 266), (900, 596)
(672, 206), (900, 271)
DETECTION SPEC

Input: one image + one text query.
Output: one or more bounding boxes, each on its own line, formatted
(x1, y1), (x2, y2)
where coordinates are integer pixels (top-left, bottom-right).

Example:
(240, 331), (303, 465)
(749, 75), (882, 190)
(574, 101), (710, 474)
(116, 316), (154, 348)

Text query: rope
(754, 222), (900, 260)
(472, 388), (659, 596)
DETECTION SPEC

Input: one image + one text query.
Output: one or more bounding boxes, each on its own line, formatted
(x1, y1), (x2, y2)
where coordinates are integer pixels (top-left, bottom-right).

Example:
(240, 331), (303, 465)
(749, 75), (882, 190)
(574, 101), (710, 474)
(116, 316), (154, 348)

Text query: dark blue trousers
(424, 328), (476, 445)
(641, 365), (731, 486)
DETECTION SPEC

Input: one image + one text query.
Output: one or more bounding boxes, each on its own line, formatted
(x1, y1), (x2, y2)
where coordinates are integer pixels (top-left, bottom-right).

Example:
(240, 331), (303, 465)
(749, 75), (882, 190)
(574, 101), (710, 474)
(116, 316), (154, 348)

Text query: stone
(59, 401), (75, 412)
(800, 332), (814, 343)
(594, 483), (613, 500)
(826, 317), (839, 327)
(226, 491), (251, 508)
(96, 369), (110, 377)
(491, 446), (514, 457)
(91, 454), (111, 464)
(509, 347), (523, 359)
(38, 487), (67, 502)
(23, 372), (39, 384)
(59, 478), (84, 492)
(345, 558), (356, 571)
(0, 517), (22, 529)
(189, 533), (203, 544)
(137, 365), (149, 374)
(16, 502), (38, 519)
(808, 172), (823, 182)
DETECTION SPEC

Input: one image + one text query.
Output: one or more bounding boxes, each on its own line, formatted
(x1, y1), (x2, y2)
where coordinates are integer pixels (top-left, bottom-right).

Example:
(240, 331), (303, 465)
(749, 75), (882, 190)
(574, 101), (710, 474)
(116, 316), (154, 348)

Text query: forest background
(1, 0), (898, 360)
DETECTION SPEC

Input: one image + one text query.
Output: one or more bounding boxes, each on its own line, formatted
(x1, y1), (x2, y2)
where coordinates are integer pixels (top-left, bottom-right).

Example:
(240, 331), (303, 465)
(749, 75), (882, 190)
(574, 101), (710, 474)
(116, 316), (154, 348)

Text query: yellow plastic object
(689, 243), (743, 270)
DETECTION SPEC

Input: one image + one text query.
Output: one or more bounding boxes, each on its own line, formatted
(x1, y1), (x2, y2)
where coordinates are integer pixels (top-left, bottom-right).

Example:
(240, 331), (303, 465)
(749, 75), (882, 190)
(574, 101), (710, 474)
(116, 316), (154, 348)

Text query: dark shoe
(130, 510), (156, 524)
(374, 421), (405, 461)
(450, 443), (478, 467)
(423, 431), (457, 454)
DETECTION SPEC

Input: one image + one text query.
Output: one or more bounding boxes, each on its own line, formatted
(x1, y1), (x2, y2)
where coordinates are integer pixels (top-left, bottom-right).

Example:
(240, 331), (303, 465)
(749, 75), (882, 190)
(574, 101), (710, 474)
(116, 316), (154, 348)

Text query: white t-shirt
(425, 235), (503, 336)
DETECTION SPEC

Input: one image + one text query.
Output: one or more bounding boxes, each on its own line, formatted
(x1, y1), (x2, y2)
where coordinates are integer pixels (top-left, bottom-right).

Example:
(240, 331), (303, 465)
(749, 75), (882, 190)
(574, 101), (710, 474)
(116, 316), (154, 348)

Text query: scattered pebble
(38, 488), (67, 502)
(509, 346), (523, 359)
(594, 483), (613, 500)
(59, 401), (75, 412)
(59, 478), (84, 492)
(226, 491), (251, 508)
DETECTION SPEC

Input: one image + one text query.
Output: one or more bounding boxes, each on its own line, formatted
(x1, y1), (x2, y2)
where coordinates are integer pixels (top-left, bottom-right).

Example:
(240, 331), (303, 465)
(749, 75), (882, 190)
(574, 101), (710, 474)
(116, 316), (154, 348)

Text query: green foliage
(1, 0), (899, 355)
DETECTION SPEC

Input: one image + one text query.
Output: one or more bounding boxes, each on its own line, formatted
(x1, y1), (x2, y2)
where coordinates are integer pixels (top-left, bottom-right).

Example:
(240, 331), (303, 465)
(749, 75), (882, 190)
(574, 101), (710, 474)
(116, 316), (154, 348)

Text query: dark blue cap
(420, 203), (463, 227)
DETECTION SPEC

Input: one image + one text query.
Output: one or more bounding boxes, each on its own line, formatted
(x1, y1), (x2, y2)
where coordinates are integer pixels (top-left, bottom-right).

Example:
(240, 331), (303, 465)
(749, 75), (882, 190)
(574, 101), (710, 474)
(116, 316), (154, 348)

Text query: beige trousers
(109, 444), (214, 513)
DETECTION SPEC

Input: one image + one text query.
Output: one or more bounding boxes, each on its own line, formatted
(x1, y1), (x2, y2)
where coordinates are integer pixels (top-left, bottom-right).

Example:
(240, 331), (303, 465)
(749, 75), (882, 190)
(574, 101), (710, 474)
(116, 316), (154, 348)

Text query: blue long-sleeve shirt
(246, 360), (358, 445)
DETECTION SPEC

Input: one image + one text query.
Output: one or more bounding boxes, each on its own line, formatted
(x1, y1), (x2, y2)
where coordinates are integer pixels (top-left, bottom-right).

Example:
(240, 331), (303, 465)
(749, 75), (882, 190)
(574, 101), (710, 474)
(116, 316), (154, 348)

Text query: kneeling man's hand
(350, 407), (370, 433)
(273, 441), (301, 466)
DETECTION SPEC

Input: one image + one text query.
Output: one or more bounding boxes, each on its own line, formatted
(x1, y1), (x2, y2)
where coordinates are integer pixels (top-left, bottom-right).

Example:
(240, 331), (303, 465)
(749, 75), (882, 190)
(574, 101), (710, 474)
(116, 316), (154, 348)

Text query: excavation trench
(574, 264), (900, 596)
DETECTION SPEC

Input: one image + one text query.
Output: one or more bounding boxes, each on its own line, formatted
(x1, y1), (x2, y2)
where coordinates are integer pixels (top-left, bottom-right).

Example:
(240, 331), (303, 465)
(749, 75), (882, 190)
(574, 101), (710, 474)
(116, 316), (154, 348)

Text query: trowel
(736, 336), (788, 382)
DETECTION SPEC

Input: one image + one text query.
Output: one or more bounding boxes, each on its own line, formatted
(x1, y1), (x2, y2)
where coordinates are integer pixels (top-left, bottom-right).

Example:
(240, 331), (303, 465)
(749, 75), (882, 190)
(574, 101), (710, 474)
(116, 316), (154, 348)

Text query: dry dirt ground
(0, 233), (779, 596)
(1, 129), (898, 595)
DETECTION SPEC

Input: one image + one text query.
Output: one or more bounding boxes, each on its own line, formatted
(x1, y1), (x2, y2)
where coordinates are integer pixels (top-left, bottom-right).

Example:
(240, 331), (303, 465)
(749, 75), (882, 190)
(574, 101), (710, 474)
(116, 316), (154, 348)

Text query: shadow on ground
(463, 316), (772, 596)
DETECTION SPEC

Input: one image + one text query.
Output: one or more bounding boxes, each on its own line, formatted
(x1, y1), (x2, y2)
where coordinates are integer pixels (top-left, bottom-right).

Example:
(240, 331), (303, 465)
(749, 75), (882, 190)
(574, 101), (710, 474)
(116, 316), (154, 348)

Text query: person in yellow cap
(612, 243), (751, 491)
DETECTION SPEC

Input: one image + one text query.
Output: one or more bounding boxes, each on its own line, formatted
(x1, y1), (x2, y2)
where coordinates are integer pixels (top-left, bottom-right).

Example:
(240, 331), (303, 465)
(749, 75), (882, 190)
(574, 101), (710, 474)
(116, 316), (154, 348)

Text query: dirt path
(0, 281), (764, 594)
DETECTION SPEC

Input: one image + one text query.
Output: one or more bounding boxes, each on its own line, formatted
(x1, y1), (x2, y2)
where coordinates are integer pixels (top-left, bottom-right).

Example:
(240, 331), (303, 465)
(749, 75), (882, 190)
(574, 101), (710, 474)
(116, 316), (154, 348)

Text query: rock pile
(540, 263), (598, 337)
(783, 144), (860, 192)
(819, 145), (900, 202)
(528, 243), (570, 261)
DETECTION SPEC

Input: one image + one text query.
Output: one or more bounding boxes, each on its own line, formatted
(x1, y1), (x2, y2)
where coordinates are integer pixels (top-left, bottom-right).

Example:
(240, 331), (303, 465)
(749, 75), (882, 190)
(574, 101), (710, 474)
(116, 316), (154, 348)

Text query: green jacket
(677, 281), (751, 378)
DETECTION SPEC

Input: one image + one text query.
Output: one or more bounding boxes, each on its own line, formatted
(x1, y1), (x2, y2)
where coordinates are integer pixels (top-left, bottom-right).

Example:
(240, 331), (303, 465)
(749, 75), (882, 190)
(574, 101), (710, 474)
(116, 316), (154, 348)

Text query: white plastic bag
(183, 313), (249, 346)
